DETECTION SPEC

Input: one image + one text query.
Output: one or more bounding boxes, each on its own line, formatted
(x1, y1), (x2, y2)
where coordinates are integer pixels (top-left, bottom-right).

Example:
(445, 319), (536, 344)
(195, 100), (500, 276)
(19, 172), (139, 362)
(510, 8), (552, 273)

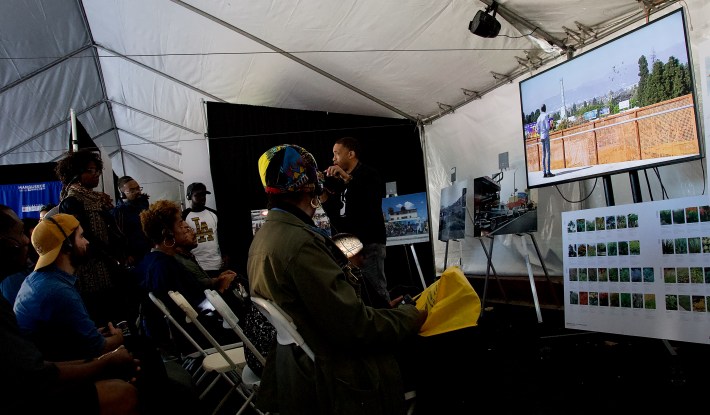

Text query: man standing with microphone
(321, 137), (390, 307)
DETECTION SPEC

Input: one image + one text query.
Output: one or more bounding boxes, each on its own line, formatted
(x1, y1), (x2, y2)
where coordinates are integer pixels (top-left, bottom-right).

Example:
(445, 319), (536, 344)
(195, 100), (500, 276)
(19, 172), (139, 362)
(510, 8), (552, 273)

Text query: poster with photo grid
(562, 195), (710, 344)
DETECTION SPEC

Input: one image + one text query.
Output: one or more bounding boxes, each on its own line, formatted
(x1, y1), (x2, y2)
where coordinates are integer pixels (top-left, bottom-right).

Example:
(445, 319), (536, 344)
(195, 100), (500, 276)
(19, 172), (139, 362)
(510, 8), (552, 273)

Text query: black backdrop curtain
(206, 102), (434, 290)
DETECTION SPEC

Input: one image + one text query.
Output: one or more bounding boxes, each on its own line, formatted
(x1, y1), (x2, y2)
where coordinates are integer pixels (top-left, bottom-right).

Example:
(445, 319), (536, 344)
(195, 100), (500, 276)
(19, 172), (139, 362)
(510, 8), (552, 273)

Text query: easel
(517, 232), (561, 322)
(477, 232), (557, 322)
(404, 243), (428, 290)
(476, 236), (508, 318)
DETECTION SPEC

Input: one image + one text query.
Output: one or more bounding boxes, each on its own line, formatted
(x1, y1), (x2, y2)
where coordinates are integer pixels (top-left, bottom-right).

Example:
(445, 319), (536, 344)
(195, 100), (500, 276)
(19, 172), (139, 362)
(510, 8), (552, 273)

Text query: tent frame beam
(116, 128), (183, 156)
(424, 0), (680, 124)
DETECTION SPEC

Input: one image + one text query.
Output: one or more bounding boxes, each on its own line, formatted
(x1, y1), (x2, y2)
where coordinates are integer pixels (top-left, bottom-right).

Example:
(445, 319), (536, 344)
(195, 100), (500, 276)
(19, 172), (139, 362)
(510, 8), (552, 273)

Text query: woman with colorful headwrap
(248, 144), (426, 415)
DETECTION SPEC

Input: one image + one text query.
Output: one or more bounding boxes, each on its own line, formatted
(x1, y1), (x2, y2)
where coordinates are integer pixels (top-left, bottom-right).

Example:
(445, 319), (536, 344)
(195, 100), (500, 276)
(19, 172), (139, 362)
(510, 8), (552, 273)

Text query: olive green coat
(248, 208), (422, 415)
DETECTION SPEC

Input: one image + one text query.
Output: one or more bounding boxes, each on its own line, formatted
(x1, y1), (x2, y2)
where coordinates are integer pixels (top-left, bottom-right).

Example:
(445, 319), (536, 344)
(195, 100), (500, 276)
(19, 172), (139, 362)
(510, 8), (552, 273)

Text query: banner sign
(0, 181), (62, 219)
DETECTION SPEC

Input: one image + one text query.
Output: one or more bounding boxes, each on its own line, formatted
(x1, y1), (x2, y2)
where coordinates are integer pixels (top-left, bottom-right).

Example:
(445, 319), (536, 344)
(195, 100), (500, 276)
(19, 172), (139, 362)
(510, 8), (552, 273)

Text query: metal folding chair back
(251, 296), (315, 361)
(204, 289), (266, 366)
(168, 290), (261, 415)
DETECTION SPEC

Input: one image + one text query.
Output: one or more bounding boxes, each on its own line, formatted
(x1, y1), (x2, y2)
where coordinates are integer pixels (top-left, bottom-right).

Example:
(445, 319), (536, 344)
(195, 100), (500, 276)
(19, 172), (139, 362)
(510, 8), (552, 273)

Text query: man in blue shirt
(536, 104), (555, 178)
(14, 213), (125, 361)
(0, 204), (140, 415)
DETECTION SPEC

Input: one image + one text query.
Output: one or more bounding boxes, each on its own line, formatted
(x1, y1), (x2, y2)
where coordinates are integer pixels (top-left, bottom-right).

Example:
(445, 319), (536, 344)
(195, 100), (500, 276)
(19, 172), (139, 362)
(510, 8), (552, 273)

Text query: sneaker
(543, 173), (550, 178)
(548, 172), (556, 177)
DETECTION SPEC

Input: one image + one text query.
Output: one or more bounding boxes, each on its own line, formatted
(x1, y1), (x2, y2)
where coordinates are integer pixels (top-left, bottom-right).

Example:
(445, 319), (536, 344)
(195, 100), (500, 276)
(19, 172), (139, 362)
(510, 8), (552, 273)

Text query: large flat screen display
(519, 9), (701, 189)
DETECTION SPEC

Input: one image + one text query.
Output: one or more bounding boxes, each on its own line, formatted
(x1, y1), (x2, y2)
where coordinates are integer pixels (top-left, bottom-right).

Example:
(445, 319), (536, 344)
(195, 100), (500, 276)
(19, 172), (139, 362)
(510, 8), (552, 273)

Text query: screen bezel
(518, 8), (703, 190)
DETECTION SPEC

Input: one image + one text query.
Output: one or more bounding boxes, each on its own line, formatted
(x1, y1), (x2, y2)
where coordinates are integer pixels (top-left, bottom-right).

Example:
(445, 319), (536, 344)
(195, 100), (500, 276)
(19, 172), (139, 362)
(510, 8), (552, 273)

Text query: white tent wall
(110, 152), (183, 208)
(181, 138), (216, 211)
(424, 0), (710, 277)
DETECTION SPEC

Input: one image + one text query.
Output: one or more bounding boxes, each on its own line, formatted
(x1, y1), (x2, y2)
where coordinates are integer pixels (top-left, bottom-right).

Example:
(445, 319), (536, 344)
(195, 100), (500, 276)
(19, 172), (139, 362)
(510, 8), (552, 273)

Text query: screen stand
(603, 175), (615, 206)
(629, 170), (643, 203)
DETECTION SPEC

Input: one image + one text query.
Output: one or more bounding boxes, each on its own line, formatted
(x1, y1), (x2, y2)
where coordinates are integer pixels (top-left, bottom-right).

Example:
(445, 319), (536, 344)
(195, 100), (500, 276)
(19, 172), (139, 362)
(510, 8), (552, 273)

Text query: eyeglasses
(85, 168), (102, 175)
(126, 186), (143, 193)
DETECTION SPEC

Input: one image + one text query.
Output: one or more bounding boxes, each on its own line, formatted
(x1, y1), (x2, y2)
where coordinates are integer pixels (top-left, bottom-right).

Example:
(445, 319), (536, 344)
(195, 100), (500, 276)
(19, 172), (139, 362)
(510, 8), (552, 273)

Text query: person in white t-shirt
(181, 183), (226, 277)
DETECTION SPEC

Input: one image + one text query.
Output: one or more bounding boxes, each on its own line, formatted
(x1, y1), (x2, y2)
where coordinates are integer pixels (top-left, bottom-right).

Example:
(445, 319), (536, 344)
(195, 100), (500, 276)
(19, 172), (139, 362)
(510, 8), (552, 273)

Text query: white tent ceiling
(0, 0), (680, 183)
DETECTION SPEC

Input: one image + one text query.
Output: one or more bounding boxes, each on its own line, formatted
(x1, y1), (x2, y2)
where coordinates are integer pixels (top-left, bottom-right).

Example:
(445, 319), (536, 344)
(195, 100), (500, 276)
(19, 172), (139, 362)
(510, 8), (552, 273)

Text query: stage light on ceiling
(469, 1), (501, 38)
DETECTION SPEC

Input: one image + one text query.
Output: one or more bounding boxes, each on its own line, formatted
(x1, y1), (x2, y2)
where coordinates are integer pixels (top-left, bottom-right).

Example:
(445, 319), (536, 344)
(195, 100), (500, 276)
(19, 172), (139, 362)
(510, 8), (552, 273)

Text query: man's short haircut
(541, 104), (546, 112)
(335, 137), (361, 158)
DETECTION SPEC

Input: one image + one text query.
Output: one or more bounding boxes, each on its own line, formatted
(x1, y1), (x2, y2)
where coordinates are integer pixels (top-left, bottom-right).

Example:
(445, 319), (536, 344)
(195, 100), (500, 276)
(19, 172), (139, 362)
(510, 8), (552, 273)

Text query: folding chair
(204, 289), (267, 394)
(251, 296), (315, 362)
(148, 292), (248, 415)
(168, 291), (261, 415)
(204, 289), (266, 367)
(251, 296), (417, 414)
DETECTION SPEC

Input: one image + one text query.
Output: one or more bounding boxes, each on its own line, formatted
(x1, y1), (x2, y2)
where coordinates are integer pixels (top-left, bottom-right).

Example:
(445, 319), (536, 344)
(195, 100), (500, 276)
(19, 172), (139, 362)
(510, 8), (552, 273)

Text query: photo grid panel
(562, 195), (710, 344)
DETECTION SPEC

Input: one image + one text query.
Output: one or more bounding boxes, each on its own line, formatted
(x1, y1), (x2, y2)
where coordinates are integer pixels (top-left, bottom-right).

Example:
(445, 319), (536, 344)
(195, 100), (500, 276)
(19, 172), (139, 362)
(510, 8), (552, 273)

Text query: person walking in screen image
(248, 144), (425, 415)
(537, 104), (555, 178)
(321, 136), (390, 305)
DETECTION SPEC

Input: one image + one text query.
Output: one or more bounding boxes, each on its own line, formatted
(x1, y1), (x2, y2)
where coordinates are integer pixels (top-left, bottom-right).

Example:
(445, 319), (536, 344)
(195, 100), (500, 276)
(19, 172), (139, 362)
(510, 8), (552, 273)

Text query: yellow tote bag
(414, 266), (481, 336)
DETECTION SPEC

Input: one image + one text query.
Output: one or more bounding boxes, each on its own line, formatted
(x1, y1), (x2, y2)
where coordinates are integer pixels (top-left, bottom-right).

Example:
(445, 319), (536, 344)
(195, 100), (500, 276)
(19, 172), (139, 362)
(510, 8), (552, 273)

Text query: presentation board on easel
(382, 192), (429, 246)
(438, 180), (468, 241)
(562, 195), (710, 344)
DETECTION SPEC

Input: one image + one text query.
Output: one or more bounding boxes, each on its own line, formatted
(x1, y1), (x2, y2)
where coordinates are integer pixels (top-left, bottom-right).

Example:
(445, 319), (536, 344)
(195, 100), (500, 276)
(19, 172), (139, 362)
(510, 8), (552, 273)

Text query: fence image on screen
(438, 180), (467, 241)
(519, 9), (701, 189)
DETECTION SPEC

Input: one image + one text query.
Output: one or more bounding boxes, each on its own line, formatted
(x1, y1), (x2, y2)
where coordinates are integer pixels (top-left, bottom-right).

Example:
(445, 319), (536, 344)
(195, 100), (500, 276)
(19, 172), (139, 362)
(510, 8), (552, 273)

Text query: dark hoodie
(111, 194), (151, 263)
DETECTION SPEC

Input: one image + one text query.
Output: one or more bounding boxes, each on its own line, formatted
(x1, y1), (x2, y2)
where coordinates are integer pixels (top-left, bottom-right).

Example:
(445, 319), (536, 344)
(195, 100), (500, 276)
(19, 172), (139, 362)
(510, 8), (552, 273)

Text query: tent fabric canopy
(0, 0), (673, 175)
(0, 0), (698, 276)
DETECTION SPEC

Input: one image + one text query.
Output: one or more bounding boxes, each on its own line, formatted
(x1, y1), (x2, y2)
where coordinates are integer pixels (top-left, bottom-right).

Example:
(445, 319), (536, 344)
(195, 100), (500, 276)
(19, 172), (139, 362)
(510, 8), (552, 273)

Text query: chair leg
(200, 373), (221, 400)
(235, 389), (257, 415)
(212, 386), (237, 415)
(405, 390), (416, 415)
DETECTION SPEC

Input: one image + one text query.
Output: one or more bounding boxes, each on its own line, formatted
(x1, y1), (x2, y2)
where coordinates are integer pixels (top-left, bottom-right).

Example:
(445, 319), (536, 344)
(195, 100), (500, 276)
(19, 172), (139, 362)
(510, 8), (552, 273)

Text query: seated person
(0, 217), (39, 303)
(1, 204), (140, 415)
(136, 200), (240, 355)
(14, 214), (125, 361)
(13, 214), (171, 404)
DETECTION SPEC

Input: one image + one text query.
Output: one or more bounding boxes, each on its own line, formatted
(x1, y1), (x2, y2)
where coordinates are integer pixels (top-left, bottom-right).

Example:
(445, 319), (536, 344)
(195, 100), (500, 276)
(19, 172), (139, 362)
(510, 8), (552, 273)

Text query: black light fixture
(468, 1), (501, 38)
